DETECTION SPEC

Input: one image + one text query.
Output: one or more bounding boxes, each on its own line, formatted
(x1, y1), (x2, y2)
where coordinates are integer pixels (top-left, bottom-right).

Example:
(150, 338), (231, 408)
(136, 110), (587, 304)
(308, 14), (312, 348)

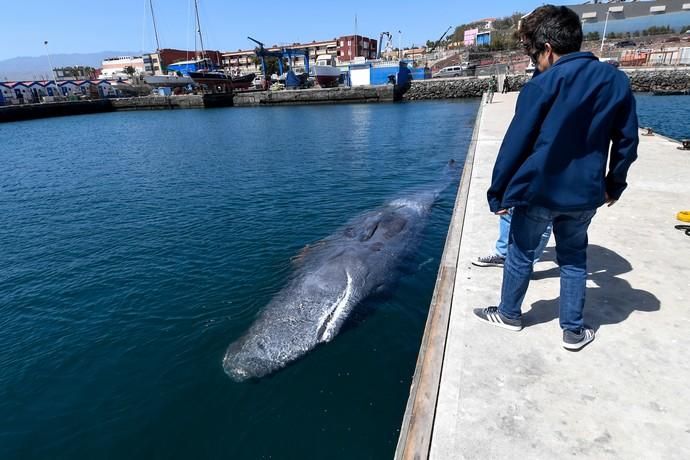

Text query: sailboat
(187, 0), (256, 91)
(186, 0), (234, 92)
(143, 0), (194, 88)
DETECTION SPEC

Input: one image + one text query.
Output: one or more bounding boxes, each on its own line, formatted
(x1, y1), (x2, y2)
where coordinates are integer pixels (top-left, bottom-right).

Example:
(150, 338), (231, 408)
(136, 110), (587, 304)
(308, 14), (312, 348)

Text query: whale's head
(223, 261), (362, 382)
(222, 338), (281, 382)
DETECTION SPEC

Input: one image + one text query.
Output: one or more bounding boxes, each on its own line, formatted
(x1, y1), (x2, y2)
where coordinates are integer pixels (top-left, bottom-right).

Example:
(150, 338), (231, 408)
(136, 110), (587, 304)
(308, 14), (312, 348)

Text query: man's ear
(544, 43), (555, 64)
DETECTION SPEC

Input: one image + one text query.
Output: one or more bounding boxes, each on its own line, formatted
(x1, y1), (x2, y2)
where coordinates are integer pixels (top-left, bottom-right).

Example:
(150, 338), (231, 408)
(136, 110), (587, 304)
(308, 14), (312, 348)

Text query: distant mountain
(0, 51), (140, 81)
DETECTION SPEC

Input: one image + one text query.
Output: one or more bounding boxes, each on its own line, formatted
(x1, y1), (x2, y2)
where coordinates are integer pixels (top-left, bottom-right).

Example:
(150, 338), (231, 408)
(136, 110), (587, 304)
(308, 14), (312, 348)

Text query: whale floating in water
(223, 161), (459, 381)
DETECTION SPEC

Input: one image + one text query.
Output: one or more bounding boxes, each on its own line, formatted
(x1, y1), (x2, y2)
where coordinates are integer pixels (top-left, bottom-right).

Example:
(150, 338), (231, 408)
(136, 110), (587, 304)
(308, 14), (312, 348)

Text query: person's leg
(495, 209), (512, 258)
(552, 209), (596, 333)
(533, 222), (553, 264)
(498, 206), (552, 320)
(473, 210), (511, 267)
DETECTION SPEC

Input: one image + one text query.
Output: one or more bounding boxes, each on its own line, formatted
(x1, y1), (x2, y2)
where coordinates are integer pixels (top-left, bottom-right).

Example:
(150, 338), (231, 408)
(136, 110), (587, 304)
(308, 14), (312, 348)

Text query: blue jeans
(495, 209), (552, 263)
(498, 205), (596, 332)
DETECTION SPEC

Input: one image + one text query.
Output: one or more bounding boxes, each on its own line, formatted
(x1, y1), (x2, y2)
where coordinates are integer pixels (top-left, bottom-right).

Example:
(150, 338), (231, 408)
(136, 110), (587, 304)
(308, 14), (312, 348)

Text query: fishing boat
(312, 55), (340, 87)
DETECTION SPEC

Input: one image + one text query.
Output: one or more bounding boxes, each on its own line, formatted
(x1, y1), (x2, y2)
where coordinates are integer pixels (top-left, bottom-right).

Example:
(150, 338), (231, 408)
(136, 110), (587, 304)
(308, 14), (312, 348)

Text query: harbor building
(566, 0), (690, 36)
(0, 80), (116, 105)
(337, 35), (378, 61)
(221, 35), (377, 75)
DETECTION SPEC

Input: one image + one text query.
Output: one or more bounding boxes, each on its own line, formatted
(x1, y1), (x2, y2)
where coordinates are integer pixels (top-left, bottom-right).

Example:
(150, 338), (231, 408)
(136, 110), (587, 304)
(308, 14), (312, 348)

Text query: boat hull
(189, 71), (233, 92)
(144, 75), (193, 88)
(313, 65), (340, 88)
(232, 73), (256, 90)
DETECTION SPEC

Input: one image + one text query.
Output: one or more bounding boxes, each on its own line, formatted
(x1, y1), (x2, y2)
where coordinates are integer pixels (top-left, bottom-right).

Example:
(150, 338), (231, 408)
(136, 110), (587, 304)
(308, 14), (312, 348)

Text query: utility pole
(600, 10), (610, 53)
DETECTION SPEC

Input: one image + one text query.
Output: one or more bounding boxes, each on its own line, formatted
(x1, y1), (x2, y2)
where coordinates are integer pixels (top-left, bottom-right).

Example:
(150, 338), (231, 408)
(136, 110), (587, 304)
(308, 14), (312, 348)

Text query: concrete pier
(396, 92), (690, 459)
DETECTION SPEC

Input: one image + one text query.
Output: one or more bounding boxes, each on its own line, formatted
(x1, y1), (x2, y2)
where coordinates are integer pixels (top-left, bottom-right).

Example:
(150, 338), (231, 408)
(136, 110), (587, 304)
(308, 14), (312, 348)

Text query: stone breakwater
(404, 70), (690, 100)
(403, 76), (530, 100)
(625, 70), (690, 93)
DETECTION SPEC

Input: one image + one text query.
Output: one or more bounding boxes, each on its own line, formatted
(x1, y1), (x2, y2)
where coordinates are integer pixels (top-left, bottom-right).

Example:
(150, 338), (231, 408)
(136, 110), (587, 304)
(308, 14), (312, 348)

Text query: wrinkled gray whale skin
(223, 161), (459, 381)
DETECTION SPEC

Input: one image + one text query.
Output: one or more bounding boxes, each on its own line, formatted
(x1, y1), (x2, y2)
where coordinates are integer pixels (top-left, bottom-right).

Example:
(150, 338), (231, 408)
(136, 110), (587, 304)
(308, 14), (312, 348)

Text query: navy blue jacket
(487, 52), (639, 213)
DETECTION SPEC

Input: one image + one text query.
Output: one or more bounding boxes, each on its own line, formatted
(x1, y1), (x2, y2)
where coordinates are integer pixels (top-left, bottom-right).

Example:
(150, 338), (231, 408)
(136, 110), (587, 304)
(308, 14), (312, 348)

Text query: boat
(188, 69), (231, 86)
(144, 73), (193, 88)
(652, 89), (690, 96)
(230, 72), (256, 90)
(312, 55), (341, 87)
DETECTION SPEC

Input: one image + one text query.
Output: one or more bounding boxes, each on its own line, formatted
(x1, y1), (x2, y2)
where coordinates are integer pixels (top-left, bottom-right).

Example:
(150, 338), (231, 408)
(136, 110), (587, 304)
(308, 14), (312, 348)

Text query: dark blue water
(635, 93), (690, 141)
(0, 100), (478, 459)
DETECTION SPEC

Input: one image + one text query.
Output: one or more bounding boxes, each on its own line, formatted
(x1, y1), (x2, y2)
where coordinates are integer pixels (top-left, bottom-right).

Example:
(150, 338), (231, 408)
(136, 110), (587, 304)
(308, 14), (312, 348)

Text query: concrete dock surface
(397, 92), (690, 459)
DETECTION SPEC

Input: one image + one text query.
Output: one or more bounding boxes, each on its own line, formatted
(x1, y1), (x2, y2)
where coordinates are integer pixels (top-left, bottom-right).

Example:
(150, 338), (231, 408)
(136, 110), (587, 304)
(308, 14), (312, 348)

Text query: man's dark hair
(519, 5), (583, 61)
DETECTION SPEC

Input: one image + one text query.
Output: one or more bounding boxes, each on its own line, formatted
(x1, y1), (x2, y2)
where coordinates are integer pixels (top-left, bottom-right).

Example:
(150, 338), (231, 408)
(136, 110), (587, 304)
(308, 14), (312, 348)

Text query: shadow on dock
(528, 244), (661, 330)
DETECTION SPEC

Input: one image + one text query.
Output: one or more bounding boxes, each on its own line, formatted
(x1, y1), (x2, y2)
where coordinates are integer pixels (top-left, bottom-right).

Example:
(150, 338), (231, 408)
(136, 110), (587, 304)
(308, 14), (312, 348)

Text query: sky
(0, 0), (575, 61)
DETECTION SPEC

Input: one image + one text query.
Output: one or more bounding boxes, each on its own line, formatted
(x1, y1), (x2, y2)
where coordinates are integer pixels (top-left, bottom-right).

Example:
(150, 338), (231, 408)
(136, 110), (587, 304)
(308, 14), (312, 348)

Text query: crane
(248, 36), (311, 85)
(377, 32), (393, 59)
(428, 26), (453, 54)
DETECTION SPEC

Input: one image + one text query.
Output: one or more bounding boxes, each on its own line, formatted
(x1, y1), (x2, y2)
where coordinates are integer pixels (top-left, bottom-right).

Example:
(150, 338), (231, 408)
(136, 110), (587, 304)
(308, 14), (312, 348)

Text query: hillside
(0, 51), (139, 81)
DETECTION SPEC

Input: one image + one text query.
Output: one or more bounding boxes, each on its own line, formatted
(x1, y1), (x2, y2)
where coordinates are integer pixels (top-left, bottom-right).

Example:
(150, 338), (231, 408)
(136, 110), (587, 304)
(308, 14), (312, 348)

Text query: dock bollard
(679, 139), (690, 151)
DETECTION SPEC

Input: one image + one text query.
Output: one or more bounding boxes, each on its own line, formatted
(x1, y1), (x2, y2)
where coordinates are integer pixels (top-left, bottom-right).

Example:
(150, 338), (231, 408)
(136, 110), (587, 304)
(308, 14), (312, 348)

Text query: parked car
(615, 40), (636, 48)
(600, 57), (620, 68)
(461, 61), (477, 70)
(433, 65), (463, 78)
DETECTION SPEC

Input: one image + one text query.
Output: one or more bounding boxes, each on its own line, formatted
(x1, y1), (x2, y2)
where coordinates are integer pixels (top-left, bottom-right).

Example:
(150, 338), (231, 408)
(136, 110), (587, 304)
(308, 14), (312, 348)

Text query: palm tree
(123, 65), (136, 81)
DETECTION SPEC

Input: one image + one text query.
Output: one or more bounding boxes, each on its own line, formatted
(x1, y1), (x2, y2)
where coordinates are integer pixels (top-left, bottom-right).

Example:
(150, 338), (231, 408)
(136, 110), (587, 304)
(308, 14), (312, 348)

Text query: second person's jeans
(495, 209), (552, 263)
(498, 205), (596, 332)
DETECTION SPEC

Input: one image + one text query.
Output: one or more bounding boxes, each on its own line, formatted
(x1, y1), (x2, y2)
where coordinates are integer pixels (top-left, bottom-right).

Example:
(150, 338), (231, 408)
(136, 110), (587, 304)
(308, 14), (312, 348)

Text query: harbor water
(0, 100), (478, 459)
(634, 93), (690, 141)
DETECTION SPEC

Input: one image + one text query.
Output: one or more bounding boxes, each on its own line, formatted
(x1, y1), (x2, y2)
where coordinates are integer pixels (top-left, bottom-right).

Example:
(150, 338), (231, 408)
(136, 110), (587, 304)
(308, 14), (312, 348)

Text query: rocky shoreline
(403, 70), (690, 100)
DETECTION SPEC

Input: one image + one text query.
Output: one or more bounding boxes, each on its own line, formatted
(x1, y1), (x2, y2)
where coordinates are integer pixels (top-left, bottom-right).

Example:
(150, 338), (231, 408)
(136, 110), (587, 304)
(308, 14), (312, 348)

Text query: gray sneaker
(473, 306), (523, 331)
(562, 328), (595, 350)
(472, 254), (505, 267)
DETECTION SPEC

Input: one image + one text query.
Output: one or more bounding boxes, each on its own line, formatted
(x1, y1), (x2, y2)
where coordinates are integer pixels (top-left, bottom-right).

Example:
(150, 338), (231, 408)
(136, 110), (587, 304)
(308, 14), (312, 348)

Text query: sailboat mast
(193, 0), (208, 64)
(149, 0), (161, 52)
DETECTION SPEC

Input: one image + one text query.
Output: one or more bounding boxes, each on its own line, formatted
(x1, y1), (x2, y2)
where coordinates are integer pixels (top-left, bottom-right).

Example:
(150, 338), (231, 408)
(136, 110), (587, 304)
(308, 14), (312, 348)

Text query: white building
(100, 56), (146, 79)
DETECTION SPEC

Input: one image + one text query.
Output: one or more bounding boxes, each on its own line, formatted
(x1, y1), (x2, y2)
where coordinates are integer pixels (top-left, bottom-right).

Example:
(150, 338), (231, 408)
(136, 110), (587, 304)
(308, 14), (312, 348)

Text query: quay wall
(110, 95), (205, 110)
(404, 69), (690, 100)
(233, 85), (394, 107)
(0, 100), (113, 123)
(0, 94), (234, 122)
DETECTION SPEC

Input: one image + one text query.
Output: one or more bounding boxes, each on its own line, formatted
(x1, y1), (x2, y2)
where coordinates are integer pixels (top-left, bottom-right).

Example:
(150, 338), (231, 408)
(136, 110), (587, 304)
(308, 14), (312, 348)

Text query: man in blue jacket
(473, 5), (638, 350)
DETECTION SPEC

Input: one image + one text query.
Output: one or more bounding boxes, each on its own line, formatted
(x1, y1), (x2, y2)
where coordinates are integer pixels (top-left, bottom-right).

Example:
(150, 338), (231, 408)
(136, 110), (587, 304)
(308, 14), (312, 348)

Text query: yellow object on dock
(677, 211), (690, 222)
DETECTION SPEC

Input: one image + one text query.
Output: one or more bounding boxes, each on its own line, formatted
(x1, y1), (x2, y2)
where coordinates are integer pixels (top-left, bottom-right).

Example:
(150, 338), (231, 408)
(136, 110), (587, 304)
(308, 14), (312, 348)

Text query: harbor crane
(377, 32), (393, 59)
(248, 36), (311, 80)
(428, 26), (453, 54)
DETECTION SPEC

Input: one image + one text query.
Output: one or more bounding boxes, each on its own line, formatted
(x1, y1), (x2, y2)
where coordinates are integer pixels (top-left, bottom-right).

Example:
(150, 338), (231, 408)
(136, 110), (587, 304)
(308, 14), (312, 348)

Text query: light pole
(600, 10), (610, 53)
(398, 30), (403, 60)
(43, 41), (59, 96)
